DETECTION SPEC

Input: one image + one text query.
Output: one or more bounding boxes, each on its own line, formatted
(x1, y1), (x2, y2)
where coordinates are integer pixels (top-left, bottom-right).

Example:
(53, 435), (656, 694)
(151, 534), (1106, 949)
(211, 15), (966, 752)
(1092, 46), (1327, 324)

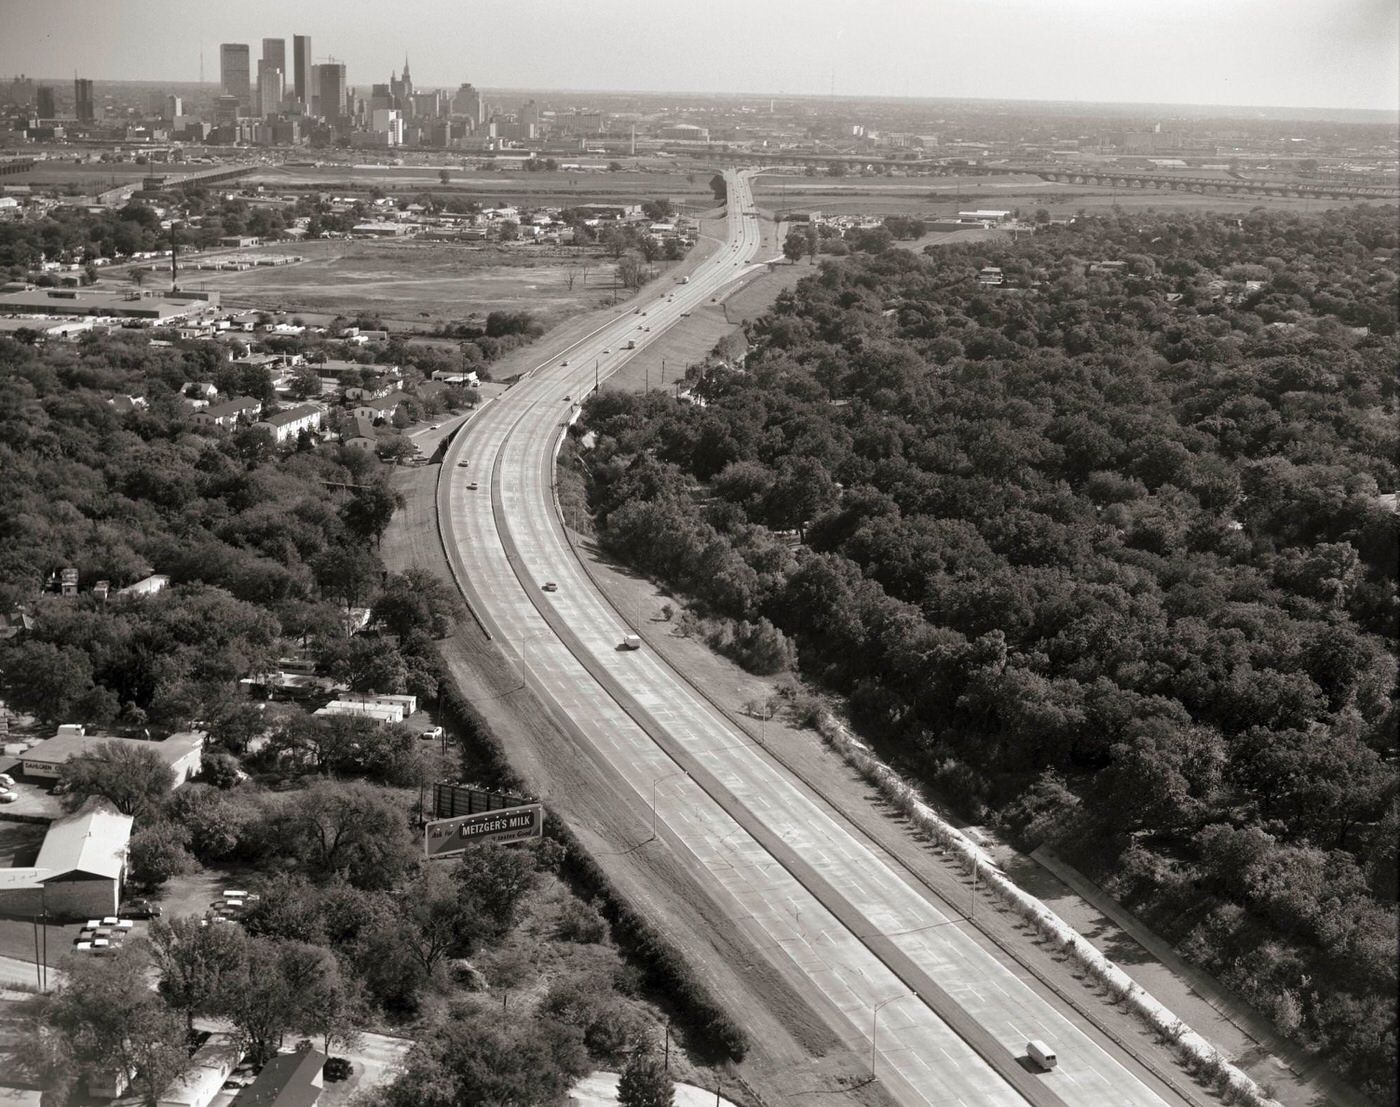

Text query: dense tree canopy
(578, 205), (1399, 1100)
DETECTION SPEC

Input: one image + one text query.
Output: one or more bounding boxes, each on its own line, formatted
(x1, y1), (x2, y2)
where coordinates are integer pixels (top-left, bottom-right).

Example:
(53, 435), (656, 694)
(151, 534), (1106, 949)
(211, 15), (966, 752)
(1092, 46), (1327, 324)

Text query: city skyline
(2, 0), (1397, 113)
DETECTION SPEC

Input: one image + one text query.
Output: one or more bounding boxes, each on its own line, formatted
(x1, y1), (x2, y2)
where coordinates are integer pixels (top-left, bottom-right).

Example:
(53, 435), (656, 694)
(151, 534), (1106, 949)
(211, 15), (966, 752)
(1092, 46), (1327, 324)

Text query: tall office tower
(165, 94), (183, 119)
(318, 63), (346, 123)
(452, 83), (484, 126)
(73, 78), (95, 122)
(292, 34), (311, 103)
(257, 66), (283, 117)
(308, 64), (322, 116)
(262, 38), (286, 81)
(220, 43), (251, 114)
(36, 86), (56, 120)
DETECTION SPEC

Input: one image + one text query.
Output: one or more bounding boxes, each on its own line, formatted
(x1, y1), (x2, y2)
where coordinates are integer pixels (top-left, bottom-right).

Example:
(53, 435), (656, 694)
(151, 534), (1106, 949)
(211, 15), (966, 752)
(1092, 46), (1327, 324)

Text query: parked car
(0, 791), (15, 804)
(0, 772), (15, 787)
(118, 899), (162, 919)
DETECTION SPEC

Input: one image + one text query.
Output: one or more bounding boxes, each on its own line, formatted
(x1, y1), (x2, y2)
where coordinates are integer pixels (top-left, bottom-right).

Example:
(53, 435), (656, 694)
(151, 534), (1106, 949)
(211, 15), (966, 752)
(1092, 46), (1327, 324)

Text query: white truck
(621, 634), (642, 651)
(1026, 1040), (1057, 1071)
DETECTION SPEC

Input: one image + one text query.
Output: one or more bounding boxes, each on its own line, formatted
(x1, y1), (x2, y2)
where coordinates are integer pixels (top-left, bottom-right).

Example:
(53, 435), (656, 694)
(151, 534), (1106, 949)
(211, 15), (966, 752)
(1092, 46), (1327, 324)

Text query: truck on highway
(681, 275), (690, 283)
(1026, 1040), (1057, 1070)
(621, 633), (642, 650)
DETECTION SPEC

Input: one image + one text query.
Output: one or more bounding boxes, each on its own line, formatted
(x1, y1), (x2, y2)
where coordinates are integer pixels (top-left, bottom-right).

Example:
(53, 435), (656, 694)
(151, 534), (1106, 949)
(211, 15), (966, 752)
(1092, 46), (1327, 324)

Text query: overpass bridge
(713, 150), (1399, 201)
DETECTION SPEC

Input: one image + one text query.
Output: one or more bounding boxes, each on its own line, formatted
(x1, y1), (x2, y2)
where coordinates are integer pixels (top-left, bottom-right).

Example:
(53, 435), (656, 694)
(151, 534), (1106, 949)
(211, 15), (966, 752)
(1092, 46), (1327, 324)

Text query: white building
(255, 403), (322, 443)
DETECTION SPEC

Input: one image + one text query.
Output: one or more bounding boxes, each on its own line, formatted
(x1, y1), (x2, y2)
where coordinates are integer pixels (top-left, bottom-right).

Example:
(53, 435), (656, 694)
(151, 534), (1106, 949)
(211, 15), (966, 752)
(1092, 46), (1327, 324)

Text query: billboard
(432, 781), (533, 820)
(424, 803), (544, 858)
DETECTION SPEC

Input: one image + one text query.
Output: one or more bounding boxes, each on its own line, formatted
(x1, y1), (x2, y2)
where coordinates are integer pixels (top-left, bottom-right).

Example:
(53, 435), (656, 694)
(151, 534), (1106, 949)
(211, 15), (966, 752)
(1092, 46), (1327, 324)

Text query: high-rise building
(165, 94), (183, 120)
(36, 86), (56, 120)
(318, 63), (346, 123)
(257, 66), (283, 117)
(214, 95), (240, 127)
(452, 83), (484, 126)
(262, 38), (286, 81)
(73, 77), (95, 122)
(292, 34), (311, 104)
(220, 43), (251, 114)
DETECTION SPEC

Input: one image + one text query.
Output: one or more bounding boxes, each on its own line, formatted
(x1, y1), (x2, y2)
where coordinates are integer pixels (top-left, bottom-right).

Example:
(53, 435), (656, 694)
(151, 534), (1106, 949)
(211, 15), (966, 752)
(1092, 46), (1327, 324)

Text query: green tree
(287, 779), (418, 889)
(59, 741), (175, 818)
(708, 174), (727, 202)
(149, 914), (249, 1029)
(34, 949), (191, 1107)
(128, 820), (197, 889)
(782, 227), (807, 264)
(373, 568), (465, 638)
(618, 1044), (674, 1107)
(341, 482), (405, 547)
(455, 842), (538, 940)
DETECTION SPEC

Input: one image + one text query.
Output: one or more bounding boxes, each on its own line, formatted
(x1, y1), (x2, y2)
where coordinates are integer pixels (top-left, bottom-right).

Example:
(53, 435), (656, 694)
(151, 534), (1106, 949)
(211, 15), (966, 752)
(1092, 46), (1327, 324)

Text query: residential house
(341, 413), (379, 452)
(155, 1033), (242, 1107)
(352, 391), (409, 423)
(115, 572), (170, 598)
(230, 1048), (325, 1107)
(255, 404), (323, 444)
(193, 396), (261, 428)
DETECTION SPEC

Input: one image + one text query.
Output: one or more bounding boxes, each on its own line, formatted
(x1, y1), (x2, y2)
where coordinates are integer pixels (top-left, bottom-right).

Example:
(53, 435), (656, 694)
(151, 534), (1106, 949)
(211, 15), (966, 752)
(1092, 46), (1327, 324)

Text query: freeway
(439, 170), (1185, 1107)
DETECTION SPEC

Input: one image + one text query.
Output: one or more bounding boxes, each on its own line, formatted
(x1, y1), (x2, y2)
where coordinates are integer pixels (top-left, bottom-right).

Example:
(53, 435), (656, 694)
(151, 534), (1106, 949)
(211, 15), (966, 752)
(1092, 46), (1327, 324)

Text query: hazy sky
(3, 0), (1397, 111)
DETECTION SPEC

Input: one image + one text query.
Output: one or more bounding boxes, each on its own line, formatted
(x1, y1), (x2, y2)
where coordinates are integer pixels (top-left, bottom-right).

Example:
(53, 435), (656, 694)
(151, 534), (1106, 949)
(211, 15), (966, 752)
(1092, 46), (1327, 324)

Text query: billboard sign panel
(424, 803), (544, 858)
(432, 781), (533, 820)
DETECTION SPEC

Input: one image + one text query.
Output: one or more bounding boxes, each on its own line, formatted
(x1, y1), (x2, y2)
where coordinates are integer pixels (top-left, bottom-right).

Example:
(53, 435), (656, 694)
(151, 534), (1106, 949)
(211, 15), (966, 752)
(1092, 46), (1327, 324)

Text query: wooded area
(578, 206), (1399, 1101)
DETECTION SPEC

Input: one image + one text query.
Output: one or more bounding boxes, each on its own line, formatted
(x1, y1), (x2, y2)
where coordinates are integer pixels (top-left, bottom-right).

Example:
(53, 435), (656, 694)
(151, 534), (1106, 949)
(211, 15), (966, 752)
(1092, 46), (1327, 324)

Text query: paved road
(440, 171), (1182, 1107)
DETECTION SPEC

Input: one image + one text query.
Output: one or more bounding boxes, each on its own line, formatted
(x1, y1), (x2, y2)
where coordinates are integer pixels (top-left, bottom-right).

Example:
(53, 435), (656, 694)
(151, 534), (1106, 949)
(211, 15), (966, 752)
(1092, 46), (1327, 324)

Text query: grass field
(751, 170), (1384, 220)
(178, 238), (657, 327)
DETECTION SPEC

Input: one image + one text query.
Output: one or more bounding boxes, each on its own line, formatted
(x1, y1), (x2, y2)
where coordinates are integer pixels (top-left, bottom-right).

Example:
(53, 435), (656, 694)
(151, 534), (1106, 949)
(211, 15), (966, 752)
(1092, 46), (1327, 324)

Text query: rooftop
(35, 803), (134, 880)
(231, 1049), (325, 1107)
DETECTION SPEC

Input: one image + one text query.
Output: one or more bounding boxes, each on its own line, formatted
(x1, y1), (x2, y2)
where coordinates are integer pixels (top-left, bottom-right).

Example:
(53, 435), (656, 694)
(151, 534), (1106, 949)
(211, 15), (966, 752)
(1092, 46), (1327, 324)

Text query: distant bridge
(714, 150), (1399, 201)
(140, 163), (256, 192)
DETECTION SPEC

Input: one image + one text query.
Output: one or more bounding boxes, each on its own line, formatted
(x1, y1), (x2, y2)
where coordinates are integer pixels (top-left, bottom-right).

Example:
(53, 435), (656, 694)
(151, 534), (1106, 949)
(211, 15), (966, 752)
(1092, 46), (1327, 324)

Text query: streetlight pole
(649, 769), (686, 841)
(870, 992), (913, 1080)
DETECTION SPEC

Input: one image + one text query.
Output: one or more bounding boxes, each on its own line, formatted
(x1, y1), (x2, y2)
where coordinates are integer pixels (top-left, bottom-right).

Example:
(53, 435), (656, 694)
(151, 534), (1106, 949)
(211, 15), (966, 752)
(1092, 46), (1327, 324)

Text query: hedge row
(425, 644), (749, 1061)
(811, 708), (1281, 1107)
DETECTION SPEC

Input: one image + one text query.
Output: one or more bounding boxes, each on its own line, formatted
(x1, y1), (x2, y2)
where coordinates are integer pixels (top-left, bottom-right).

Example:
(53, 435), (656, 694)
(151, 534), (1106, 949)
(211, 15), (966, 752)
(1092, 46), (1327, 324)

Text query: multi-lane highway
(438, 171), (1186, 1107)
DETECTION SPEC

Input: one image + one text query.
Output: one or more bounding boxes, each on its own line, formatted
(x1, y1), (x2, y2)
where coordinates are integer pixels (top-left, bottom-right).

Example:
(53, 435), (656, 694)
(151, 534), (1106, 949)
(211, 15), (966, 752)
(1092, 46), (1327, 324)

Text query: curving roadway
(437, 170), (1186, 1107)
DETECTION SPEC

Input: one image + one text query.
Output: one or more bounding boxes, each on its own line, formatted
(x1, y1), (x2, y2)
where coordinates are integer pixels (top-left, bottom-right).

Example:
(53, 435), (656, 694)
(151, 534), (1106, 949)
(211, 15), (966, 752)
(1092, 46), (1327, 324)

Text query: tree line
(577, 205), (1398, 1101)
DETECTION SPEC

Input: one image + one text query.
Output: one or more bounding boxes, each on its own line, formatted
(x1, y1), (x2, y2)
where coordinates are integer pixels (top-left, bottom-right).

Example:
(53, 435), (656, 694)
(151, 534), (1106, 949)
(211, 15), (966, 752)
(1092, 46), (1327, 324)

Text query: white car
(0, 773), (14, 787)
(0, 791), (16, 804)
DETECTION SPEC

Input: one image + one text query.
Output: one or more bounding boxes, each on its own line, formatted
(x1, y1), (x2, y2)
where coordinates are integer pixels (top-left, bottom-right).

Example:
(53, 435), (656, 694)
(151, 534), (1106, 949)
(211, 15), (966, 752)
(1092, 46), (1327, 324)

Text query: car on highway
(602, 347), (610, 353)
(633, 307), (640, 313)
(467, 482), (479, 490)
(457, 460), (469, 467)
(542, 582), (558, 592)
(680, 311), (691, 317)
(430, 424), (440, 430)
(620, 633), (642, 650)
(560, 360), (569, 367)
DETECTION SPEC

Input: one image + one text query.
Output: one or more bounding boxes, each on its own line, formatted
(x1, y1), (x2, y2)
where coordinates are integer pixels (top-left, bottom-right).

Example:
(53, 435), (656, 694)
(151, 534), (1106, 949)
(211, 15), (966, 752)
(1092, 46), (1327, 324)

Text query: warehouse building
(33, 804), (133, 919)
(20, 728), (204, 784)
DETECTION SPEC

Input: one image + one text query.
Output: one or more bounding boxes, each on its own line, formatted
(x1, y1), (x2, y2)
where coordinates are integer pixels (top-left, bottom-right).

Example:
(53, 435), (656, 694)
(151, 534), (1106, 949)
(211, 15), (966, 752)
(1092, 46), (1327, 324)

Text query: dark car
(118, 899), (162, 919)
(323, 1057), (353, 1082)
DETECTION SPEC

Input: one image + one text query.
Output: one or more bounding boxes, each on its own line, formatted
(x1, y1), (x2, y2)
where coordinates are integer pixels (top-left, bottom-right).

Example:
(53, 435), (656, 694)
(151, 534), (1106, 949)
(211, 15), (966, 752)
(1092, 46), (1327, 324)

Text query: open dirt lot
(179, 238), (643, 328)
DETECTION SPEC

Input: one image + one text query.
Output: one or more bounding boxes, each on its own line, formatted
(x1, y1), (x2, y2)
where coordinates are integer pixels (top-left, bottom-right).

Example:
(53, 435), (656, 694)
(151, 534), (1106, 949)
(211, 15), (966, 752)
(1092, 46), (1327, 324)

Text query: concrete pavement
(439, 171), (1185, 1107)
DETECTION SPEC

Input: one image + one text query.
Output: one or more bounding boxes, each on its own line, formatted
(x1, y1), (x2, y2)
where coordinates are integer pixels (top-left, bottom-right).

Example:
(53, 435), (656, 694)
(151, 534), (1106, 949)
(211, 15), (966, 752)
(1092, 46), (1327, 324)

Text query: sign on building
(424, 803), (544, 859)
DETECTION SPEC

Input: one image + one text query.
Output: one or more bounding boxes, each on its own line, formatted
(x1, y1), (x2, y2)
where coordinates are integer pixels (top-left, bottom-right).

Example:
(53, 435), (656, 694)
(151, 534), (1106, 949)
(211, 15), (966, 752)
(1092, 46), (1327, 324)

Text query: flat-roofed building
(20, 729), (204, 784)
